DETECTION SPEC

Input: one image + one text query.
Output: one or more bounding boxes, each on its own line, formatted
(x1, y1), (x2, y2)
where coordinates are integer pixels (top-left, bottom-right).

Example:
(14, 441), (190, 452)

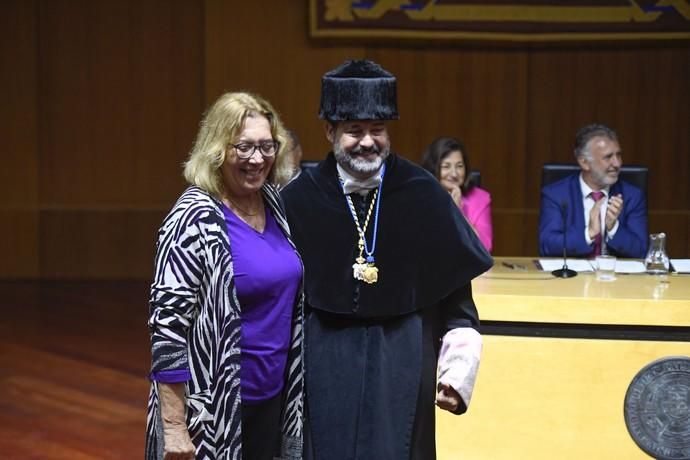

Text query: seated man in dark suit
(539, 123), (648, 259)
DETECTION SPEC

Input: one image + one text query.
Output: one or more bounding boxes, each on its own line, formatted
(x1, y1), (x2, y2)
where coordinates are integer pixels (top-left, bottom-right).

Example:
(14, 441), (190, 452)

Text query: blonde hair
(183, 92), (292, 196)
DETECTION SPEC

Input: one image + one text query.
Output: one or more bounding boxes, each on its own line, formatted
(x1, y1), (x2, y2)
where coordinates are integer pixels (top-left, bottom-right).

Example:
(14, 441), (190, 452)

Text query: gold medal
(362, 264), (379, 284)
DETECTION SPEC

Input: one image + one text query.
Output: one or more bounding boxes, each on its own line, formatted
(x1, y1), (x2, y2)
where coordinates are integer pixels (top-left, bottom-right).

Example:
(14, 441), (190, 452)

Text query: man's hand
(605, 194), (623, 231)
(436, 382), (461, 413)
(588, 198), (603, 240)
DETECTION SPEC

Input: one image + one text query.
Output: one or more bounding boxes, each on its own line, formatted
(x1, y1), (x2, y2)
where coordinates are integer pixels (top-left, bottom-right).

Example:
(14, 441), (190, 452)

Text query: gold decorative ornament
(362, 264), (379, 284)
(345, 189), (380, 284)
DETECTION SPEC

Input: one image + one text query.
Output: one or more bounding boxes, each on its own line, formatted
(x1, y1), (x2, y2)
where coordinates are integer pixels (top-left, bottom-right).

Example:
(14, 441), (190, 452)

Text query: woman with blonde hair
(146, 92), (304, 460)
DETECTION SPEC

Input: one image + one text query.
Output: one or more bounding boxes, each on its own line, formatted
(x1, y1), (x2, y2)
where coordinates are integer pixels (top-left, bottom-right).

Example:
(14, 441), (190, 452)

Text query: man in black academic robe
(281, 59), (493, 460)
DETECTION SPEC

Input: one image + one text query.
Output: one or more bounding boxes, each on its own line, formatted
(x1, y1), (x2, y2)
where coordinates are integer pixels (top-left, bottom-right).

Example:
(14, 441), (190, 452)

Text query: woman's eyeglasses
(231, 141), (280, 159)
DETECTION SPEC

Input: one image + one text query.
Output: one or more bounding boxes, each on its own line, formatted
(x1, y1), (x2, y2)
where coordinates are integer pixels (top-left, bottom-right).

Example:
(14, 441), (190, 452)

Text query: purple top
(223, 204), (302, 403)
(150, 202), (302, 401)
(150, 368), (192, 383)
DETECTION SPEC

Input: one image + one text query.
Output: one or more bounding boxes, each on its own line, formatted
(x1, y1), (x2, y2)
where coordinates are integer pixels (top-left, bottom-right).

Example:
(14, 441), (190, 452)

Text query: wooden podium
(436, 257), (690, 460)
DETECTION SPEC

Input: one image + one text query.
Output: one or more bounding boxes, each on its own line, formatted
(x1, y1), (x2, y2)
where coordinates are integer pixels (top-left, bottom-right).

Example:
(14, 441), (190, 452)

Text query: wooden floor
(0, 281), (151, 459)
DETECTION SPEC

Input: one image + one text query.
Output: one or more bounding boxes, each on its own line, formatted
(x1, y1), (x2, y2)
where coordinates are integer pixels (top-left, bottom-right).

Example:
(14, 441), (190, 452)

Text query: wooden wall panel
(38, 0), (202, 208)
(33, 0), (203, 278)
(0, 212), (40, 278)
(649, 212), (690, 260)
(0, 0), (39, 277)
(40, 209), (164, 279)
(492, 210), (539, 257)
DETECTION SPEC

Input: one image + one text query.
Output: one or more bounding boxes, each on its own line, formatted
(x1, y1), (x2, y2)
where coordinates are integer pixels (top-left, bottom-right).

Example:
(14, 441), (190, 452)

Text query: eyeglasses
(230, 140), (280, 159)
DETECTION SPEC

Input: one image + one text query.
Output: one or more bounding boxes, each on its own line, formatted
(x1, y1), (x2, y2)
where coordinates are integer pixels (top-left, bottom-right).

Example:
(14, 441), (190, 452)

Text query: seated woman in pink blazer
(422, 137), (493, 253)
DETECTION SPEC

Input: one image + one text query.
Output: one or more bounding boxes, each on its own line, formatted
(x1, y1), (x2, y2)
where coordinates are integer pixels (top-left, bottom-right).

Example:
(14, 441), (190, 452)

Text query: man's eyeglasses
(231, 140), (280, 159)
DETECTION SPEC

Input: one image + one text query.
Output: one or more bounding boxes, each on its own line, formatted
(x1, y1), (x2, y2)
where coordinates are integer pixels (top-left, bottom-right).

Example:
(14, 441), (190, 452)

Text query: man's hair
(574, 123), (618, 160)
(421, 137), (475, 192)
(183, 92), (291, 196)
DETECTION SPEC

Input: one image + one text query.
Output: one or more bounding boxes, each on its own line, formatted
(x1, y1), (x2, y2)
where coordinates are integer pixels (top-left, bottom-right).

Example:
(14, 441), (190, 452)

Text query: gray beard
(591, 168), (619, 187)
(333, 142), (390, 177)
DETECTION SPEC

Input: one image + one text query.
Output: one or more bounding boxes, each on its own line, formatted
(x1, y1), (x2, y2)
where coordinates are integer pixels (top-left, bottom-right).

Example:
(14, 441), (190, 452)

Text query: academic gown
(281, 153), (493, 460)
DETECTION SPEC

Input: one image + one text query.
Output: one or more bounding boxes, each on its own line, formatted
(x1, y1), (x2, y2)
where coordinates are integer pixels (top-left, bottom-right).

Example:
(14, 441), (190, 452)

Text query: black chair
(541, 163), (648, 193)
(468, 170), (481, 188)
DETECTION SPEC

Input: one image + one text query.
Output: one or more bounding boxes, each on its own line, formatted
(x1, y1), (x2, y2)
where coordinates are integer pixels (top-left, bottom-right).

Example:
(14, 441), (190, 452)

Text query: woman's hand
(163, 424), (195, 460)
(160, 382), (195, 459)
(448, 185), (463, 207)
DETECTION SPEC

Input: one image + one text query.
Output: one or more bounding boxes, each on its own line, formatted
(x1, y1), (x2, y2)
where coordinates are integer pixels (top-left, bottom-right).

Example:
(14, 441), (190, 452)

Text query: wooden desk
(436, 257), (690, 460)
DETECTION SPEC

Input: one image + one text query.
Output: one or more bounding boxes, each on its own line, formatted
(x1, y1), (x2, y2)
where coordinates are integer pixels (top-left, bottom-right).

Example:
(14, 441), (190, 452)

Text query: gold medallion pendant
(362, 264), (378, 284)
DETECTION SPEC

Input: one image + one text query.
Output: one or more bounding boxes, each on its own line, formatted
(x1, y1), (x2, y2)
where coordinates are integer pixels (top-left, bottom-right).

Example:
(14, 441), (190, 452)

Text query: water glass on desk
(595, 255), (616, 281)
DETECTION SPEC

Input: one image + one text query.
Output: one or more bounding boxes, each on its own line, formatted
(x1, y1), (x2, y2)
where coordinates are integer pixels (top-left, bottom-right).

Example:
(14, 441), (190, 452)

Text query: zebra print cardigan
(146, 185), (304, 460)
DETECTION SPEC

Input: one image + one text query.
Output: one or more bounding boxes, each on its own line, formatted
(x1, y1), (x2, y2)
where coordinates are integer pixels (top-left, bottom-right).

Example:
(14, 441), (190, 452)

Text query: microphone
(552, 201), (577, 278)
